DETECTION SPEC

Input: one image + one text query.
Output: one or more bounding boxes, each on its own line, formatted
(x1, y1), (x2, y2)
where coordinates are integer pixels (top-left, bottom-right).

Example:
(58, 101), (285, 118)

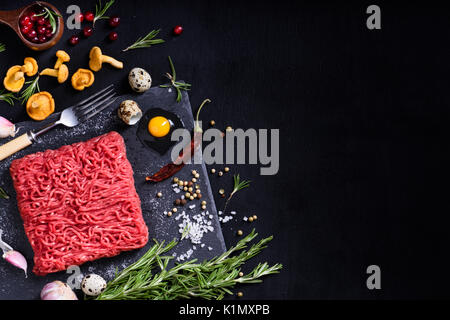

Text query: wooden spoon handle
(0, 133), (32, 161)
(0, 8), (23, 30)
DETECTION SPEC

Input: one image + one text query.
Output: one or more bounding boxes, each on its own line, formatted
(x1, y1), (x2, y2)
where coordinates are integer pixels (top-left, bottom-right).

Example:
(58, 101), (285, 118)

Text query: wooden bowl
(0, 1), (64, 51)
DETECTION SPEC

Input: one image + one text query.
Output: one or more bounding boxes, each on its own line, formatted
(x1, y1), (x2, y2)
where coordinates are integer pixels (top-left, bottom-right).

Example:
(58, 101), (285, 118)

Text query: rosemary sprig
(0, 187), (9, 200)
(122, 29), (165, 52)
(223, 174), (251, 214)
(35, 6), (61, 34)
(0, 43), (5, 53)
(19, 76), (40, 105)
(95, 230), (282, 300)
(93, 0), (115, 26)
(159, 56), (191, 102)
(0, 90), (17, 106)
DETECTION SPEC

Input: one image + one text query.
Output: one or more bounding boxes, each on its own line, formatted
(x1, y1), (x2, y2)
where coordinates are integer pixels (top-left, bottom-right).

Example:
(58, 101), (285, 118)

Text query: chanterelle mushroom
(21, 57), (38, 77)
(89, 46), (123, 72)
(54, 50), (70, 70)
(71, 68), (94, 91)
(3, 66), (25, 92)
(40, 64), (69, 83)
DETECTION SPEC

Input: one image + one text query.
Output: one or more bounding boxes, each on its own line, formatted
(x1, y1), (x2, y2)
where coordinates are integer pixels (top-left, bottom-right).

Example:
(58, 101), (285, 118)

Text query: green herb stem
(159, 56), (191, 102)
(35, 6), (61, 34)
(0, 90), (17, 106)
(0, 43), (5, 53)
(223, 174), (251, 214)
(123, 29), (165, 51)
(95, 230), (281, 300)
(0, 187), (9, 200)
(93, 0), (115, 26)
(19, 76), (40, 105)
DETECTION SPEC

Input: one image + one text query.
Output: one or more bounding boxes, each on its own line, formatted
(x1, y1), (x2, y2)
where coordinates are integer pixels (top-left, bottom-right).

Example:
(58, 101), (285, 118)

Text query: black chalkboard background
(1, 0), (450, 299)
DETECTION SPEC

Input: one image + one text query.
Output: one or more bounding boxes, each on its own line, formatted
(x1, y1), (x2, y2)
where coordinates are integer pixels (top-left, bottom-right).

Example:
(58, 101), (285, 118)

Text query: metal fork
(0, 84), (117, 161)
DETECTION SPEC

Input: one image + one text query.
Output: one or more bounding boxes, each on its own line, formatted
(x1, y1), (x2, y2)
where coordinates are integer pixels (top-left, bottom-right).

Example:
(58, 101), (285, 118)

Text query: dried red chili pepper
(146, 99), (211, 183)
(145, 133), (200, 182)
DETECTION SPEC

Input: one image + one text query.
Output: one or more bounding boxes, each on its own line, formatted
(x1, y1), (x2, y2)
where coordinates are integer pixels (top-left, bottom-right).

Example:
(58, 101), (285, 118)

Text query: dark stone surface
(0, 86), (225, 300)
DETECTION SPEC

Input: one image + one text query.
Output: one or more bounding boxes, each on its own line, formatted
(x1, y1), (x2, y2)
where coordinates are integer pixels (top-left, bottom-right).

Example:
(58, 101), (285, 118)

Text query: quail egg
(128, 67), (152, 93)
(118, 100), (143, 125)
(81, 274), (107, 296)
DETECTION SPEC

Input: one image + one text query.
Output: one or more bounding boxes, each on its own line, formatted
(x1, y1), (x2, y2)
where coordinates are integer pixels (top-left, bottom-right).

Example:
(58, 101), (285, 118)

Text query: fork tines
(73, 85), (117, 123)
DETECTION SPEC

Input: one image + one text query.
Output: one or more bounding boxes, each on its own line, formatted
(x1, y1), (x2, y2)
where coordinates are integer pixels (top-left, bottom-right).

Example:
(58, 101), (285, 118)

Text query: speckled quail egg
(128, 67), (152, 92)
(118, 100), (143, 125)
(81, 274), (107, 296)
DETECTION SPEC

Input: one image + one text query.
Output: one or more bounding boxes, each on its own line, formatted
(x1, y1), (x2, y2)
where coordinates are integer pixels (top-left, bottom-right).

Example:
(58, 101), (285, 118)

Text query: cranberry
(45, 29), (53, 37)
(83, 26), (93, 37)
(108, 16), (120, 27)
(84, 11), (94, 22)
(108, 31), (118, 41)
(30, 12), (38, 22)
(26, 29), (37, 39)
(38, 35), (47, 43)
(173, 25), (183, 35)
(36, 17), (46, 26)
(68, 35), (80, 46)
(31, 36), (39, 43)
(44, 21), (52, 29)
(37, 25), (46, 35)
(20, 25), (31, 35)
(76, 13), (84, 23)
(19, 16), (30, 26)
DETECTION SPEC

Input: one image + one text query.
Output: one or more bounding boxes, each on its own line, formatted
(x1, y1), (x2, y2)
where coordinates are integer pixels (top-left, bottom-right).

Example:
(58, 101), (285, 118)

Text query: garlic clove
(2, 250), (28, 277)
(0, 116), (16, 139)
(41, 281), (78, 300)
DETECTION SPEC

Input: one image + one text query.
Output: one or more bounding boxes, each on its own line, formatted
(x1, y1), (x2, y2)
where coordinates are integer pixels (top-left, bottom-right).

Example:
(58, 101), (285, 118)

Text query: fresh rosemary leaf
(35, 7), (61, 34)
(94, 0), (115, 26)
(0, 187), (9, 200)
(95, 230), (282, 300)
(0, 90), (17, 106)
(122, 29), (164, 51)
(223, 174), (251, 214)
(19, 76), (40, 105)
(160, 56), (191, 102)
(0, 43), (5, 52)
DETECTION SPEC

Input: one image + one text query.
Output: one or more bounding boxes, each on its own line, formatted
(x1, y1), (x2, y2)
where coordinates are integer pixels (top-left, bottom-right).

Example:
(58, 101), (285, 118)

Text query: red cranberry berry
(108, 31), (118, 41)
(84, 11), (94, 22)
(108, 16), (120, 27)
(37, 25), (46, 35)
(83, 26), (93, 37)
(68, 35), (80, 45)
(36, 17), (46, 26)
(26, 29), (37, 39)
(45, 29), (53, 37)
(20, 25), (31, 35)
(31, 36), (39, 43)
(173, 25), (183, 35)
(76, 13), (84, 23)
(29, 12), (38, 22)
(19, 15), (30, 26)
(38, 35), (47, 43)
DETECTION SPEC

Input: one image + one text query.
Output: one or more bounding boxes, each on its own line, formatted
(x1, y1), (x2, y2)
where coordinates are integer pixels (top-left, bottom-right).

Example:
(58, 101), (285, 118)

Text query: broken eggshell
(118, 100), (142, 125)
(128, 67), (152, 93)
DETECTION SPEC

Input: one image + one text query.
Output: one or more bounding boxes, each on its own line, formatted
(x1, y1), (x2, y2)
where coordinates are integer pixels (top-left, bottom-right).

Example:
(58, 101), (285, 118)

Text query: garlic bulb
(0, 229), (27, 277)
(0, 116), (17, 138)
(41, 281), (78, 300)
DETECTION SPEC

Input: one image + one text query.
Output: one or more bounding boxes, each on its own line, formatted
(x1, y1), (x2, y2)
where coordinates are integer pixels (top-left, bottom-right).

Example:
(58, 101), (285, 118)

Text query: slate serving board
(0, 85), (226, 300)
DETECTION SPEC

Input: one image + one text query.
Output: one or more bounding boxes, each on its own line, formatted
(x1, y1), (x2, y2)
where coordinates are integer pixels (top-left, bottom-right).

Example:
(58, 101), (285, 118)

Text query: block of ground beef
(10, 131), (148, 276)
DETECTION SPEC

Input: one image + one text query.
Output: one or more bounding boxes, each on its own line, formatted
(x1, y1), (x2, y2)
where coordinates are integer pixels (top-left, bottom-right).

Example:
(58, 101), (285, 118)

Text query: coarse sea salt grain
(243, 216), (248, 221)
(230, 211), (236, 215)
(177, 210), (213, 245)
(189, 204), (196, 210)
(174, 188), (181, 194)
(218, 211), (223, 215)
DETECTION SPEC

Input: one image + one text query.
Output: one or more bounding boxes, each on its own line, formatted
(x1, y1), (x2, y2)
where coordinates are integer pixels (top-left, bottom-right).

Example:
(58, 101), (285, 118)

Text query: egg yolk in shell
(148, 116), (171, 138)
